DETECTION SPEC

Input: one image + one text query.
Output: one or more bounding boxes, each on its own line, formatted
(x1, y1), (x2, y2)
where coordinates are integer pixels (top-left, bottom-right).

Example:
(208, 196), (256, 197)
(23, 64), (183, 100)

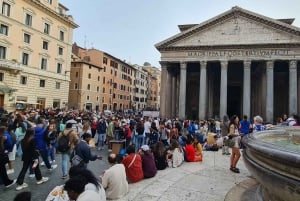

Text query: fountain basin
(242, 127), (300, 201)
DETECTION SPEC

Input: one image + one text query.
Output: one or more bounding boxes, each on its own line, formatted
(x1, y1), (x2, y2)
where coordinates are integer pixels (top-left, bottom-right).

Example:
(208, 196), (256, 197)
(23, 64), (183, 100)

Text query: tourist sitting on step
(138, 145), (157, 178)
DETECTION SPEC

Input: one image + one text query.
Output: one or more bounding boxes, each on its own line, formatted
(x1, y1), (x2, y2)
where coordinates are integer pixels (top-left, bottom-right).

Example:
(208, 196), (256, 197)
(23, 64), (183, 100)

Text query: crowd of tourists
(0, 108), (299, 201)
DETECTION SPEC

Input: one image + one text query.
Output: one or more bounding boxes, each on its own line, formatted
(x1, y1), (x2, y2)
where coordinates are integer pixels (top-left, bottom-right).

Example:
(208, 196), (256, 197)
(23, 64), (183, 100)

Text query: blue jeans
(144, 132), (150, 145)
(97, 133), (106, 148)
(135, 135), (144, 153)
(61, 152), (70, 177)
(39, 150), (51, 169)
(114, 132), (119, 140)
(48, 144), (56, 161)
(16, 135), (24, 157)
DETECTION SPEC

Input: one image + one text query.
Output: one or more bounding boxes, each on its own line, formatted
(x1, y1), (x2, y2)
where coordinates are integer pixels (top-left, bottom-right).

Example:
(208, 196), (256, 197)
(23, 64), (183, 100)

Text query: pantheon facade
(156, 6), (300, 123)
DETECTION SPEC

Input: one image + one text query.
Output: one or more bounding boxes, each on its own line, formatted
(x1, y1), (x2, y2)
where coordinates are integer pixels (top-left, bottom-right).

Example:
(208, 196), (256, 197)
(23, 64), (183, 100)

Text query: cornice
(158, 43), (300, 51)
(24, 0), (78, 29)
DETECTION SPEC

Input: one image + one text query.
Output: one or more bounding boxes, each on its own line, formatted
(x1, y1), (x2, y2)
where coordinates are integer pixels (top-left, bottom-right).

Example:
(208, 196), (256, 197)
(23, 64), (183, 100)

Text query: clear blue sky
(60, 0), (300, 68)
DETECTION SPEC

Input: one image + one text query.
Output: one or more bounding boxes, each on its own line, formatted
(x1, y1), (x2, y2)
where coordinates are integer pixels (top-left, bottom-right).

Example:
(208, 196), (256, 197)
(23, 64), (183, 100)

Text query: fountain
(242, 127), (300, 201)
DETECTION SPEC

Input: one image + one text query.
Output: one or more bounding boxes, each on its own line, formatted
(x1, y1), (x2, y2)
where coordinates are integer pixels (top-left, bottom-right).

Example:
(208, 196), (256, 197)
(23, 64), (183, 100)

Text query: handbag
(71, 150), (84, 167)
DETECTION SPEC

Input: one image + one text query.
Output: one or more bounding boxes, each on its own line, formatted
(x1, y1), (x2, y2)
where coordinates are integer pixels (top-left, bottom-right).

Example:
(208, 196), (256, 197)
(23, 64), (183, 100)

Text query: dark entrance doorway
(227, 85), (242, 118)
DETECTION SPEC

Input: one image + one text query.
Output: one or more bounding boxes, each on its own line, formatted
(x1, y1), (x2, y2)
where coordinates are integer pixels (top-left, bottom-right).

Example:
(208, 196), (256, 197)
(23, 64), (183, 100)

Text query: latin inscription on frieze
(187, 49), (290, 58)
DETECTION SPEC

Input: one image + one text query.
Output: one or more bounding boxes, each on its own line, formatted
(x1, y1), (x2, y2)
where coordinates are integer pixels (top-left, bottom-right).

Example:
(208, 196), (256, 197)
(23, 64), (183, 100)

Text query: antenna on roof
(84, 35), (87, 49)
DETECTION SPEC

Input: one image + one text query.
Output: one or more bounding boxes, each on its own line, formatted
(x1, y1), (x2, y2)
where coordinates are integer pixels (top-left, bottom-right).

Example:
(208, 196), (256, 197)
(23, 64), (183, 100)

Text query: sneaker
(61, 175), (68, 179)
(36, 177), (49, 185)
(52, 160), (56, 163)
(5, 179), (16, 188)
(28, 174), (35, 178)
(48, 164), (57, 171)
(6, 169), (14, 174)
(16, 183), (28, 191)
(40, 161), (45, 166)
(226, 152), (231, 155)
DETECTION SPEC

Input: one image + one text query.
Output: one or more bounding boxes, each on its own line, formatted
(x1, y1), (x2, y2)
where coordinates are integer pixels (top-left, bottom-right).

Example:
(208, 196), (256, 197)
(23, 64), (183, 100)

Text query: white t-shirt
(144, 121), (151, 133)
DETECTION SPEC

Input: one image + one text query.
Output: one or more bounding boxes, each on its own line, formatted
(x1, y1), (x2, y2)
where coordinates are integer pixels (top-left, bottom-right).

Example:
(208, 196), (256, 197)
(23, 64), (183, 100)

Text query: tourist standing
(16, 128), (48, 191)
(228, 115), (241, 173)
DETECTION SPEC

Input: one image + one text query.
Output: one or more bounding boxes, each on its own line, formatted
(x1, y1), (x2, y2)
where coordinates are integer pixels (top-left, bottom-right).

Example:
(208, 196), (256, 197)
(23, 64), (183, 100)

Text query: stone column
(160, 62), (168, 119)
(289, 60), (298, 115)
(266, 60), (274, 123)
(166, 68), (172, 118)
(243, 61), (251, 118)
(199, 61), (207, 120)
(179, 62), (187, 120)
(171, 74), (176, 118)
(220, 61), (228, 119)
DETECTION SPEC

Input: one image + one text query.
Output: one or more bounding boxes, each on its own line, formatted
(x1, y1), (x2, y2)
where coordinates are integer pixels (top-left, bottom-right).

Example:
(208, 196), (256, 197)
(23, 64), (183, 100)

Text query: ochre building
(0, 0), (78, 111)
(156, 6), (300, 123)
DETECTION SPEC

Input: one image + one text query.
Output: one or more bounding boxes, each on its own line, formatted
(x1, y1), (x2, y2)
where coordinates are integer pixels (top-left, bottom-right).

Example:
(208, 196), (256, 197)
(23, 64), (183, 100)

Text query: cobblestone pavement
(0, 147), (251, 201)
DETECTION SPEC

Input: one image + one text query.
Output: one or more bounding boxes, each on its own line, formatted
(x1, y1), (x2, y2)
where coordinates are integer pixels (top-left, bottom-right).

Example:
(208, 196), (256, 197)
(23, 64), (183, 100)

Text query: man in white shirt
(101, 153), (128, 200)
(144, 117), (151, 145)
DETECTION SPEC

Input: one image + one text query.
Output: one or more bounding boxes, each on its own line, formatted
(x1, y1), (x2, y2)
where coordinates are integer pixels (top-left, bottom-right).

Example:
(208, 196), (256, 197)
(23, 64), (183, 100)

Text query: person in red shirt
(122, 145), (143, 183)
(184, 136), (195, 162)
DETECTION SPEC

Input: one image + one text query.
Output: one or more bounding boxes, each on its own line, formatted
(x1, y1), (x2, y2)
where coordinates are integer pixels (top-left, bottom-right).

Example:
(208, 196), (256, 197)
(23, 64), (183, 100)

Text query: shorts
(8, 144), (17, 161)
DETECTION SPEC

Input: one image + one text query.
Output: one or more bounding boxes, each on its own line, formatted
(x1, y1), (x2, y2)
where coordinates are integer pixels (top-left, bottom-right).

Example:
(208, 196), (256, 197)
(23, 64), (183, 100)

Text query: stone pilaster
(171, 74), (176, 118)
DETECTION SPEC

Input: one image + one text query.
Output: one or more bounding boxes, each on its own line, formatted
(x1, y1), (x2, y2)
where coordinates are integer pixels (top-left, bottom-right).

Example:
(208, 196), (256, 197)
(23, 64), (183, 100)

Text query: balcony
(0, 59), (23, 73)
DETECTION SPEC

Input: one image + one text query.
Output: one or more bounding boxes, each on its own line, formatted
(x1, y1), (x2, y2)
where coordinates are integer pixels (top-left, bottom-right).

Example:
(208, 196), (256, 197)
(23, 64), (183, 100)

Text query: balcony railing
(0, 59), (23, 73)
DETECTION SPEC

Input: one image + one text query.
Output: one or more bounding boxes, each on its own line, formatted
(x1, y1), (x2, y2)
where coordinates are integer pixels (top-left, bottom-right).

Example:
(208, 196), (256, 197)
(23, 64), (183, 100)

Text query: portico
(156, 7), (300, 123)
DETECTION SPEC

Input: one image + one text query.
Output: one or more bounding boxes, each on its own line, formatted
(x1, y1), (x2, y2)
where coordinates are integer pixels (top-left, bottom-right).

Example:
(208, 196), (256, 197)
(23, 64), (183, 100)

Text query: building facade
(143, 66), (161, 110)
(133, 64), (148, 111)
(0, 0), (78, 111)
(156, 7), (300, 123)
(70, 44), (136, 112)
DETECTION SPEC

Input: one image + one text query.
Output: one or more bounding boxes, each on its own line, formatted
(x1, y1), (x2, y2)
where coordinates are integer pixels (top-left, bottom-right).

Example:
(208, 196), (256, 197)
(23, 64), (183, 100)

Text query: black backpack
(57, 130), (72, 152)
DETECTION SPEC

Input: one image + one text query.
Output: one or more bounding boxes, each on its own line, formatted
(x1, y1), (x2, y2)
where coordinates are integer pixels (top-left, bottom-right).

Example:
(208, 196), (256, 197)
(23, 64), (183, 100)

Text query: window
(46, 0), (52, 5)
(88, 73), (91, 79)
(0, 73), (3, 81)
(87, 96), (90, 101)
(25, 13), (32, 26)
(0, 46), (6, 59)
(22, 53), (29, 65)
(20, 76), (27, 85)
(87, 84), (90, 90)
(75, 72), (78, 77)
(41, 58), (47, 70)
(59, 31), (64, 41)
(40, 80), (45, 87)
(24, 33), (31, 43)
(2, 2), (10, 16)
(55, 82), (60, 89)
(42, 41), (48, 50)
(97, 86), (99, 92)
(74, 83), (78, 89)
(58, 47), (63, 55)
(103, 57), (107, 64)
(98, 76), (100, 81)
(0, 24), (8, 35)
(57, 63), (62, 73)
(103, 77), (105, 84)
(103, 87), (105, 93)
(44, 23), (50, 34)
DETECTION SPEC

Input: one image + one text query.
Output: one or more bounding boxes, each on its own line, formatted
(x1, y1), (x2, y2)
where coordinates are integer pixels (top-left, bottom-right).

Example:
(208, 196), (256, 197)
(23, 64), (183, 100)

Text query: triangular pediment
(156, 6), (300, 50)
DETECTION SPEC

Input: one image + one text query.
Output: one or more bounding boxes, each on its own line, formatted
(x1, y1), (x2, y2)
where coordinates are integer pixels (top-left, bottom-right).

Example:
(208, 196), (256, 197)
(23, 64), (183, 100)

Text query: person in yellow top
(193, 135), (203, 162)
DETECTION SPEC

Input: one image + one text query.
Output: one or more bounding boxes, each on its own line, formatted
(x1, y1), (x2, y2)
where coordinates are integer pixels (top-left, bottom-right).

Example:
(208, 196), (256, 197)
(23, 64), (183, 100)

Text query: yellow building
(0, 0), (78, 111)
(70, 44), (136, 112)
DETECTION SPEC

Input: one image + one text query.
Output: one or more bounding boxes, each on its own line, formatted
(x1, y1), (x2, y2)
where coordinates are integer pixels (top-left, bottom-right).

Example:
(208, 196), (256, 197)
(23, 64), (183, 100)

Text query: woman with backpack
(57, 123), (79, 179)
